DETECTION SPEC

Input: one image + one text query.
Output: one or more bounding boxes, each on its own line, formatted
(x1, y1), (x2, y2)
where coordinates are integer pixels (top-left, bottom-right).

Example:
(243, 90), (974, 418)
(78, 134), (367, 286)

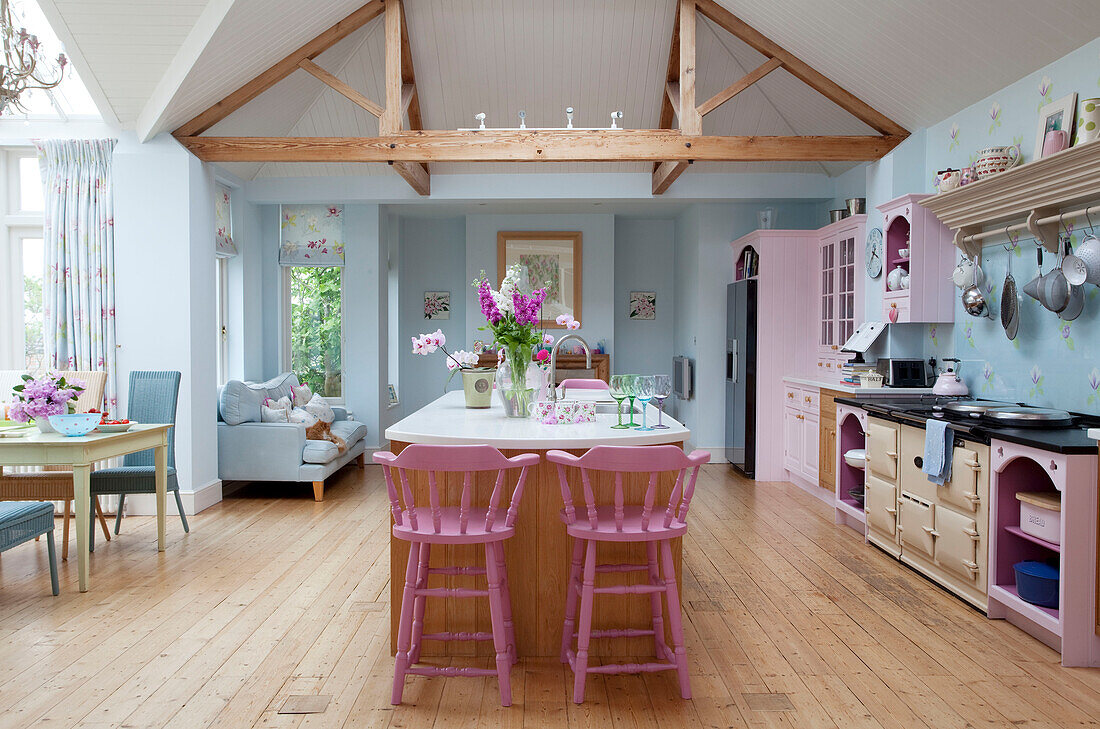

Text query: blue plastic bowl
(1014, 560), (1059, 609)
(47, 413), (101, 437)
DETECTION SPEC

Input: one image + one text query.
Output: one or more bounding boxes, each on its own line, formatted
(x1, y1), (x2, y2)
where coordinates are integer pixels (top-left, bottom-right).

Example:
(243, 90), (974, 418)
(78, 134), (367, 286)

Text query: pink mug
(1043, 129), (1069, 157)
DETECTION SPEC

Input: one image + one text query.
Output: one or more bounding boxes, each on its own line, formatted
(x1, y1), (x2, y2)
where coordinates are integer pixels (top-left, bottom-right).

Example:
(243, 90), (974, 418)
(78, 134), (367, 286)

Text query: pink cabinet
(876, 194), (956, 324)
(816, 216), (864, 374)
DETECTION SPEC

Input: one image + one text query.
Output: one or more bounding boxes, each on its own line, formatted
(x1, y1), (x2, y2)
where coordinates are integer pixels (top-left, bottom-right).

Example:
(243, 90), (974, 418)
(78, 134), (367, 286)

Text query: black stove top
(835, 395), (1100, 455)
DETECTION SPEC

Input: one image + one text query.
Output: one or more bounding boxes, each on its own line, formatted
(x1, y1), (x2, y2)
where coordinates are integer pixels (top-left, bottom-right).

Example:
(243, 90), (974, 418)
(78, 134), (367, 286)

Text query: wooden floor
(1, 464), (1099, 728)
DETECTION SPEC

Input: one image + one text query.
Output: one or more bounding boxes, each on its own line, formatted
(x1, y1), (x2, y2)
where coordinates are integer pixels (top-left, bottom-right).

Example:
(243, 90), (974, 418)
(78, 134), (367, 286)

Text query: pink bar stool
(374, 444), (539, 706)
(547, 445), (710, 703)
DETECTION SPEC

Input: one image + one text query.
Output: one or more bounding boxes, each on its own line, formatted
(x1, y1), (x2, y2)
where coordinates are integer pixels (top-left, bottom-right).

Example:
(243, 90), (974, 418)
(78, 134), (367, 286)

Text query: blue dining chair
(89, 371), (188, 547)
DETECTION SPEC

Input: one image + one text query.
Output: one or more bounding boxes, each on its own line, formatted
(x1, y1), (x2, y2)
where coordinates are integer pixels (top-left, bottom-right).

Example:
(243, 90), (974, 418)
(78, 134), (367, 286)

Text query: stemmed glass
(624, 374), (640, 427)
(608, 375), (630, 429)
(634, 375), (655, 430)
(652, 374), (672, 429)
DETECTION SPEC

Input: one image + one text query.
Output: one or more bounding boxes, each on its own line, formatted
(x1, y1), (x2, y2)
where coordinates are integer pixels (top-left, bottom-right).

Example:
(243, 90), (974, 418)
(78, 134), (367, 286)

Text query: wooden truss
(174, 0), (907, 196)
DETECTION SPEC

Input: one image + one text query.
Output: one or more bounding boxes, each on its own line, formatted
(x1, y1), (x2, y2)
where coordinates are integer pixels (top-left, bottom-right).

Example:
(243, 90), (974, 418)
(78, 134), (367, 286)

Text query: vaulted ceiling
(38, 0), (1100, 179)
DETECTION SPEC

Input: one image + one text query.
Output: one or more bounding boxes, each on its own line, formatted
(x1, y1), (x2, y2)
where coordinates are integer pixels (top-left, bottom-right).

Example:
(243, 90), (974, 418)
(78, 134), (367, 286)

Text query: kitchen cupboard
(865, 417), (901, 558)
(782, 383), (819, 485)
(816, 216), (865, 374)
(877, 194), (956, 324)
(818, 390), (840, 491)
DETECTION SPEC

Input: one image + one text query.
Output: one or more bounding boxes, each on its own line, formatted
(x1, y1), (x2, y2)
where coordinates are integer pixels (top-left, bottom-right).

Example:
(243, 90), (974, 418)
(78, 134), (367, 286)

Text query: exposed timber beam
(653, 3), (687, 194)
(653, 161), (689, 195)
(172, 0), (384, 137)
(694, 0), (908, 137)
(382, 0), (429, 195)
(678, 0), (701, 136)
(298, 58), (383, 117)
(665, 82), (680, 120)
(697, 57), (782, 116)
(177, 131), (905, 163)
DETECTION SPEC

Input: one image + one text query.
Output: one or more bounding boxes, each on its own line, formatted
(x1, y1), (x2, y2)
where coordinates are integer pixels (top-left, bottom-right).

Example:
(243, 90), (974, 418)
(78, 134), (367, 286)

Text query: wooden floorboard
(0, 464), (1097, 728)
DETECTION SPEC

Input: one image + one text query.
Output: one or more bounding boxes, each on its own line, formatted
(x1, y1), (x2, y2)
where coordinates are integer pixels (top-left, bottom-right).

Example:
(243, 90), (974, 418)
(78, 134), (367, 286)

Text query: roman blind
(215, 184), (237, 258)
(279, 204), (345, 266)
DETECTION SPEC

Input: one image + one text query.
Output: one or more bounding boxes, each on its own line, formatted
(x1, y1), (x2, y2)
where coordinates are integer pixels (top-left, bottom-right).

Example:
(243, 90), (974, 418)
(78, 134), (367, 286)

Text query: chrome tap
(549, 334), (591, 402)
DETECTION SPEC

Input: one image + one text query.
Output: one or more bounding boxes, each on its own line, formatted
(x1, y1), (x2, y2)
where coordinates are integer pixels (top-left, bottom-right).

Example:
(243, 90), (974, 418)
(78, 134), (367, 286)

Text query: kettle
(932, 358), (969, 396)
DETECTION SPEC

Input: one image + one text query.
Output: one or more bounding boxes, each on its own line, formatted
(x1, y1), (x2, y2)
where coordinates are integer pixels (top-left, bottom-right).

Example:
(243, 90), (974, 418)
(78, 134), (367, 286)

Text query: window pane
(22, 238), (44, 375)
(19, 156), (43, 212)
(289, 266), (342, 398)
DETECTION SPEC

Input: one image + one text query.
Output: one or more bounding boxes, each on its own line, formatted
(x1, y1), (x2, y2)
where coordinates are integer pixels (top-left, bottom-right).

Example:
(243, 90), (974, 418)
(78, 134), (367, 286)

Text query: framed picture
(1034, 92), (1076, 159)
(497, 231), (582, 328)
(387, 384), (399, 406)
(424, 291), (450, 319)
(629, 291), (656, 320)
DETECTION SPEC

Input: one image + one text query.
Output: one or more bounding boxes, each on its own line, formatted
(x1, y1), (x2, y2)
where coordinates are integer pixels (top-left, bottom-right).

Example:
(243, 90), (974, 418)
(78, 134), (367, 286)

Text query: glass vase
(495, 345), (537, 418)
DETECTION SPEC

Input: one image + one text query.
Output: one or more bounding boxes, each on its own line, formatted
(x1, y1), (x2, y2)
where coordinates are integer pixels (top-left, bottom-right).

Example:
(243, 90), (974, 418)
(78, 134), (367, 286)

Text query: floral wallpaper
(916, 37), (1100, 412)
(279, 204), (345, 266)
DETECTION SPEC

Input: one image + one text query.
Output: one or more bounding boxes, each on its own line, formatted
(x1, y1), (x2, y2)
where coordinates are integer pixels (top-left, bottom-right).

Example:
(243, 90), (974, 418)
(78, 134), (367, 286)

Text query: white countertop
(783, 375), (936, 396)
(386, 391), (689, 448)
(1089, 428), (1100, 441)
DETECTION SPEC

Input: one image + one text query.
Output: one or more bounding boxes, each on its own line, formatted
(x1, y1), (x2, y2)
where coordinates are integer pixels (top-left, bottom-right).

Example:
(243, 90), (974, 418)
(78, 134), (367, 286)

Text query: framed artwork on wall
(424, 291), (450, 319)
(629, 291), (656, 320)
(1034, 92), (1076, 159)
(497, 231), (582, 328)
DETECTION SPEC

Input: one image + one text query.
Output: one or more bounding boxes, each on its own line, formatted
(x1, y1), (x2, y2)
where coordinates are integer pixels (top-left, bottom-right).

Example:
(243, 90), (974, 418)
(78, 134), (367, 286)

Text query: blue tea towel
(922, 418), (953, 485)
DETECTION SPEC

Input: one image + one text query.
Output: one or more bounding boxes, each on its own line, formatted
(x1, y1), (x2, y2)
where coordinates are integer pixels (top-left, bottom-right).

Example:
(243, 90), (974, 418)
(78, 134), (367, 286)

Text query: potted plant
(8, 372), (86, 432)
(411, 329), (493, 408)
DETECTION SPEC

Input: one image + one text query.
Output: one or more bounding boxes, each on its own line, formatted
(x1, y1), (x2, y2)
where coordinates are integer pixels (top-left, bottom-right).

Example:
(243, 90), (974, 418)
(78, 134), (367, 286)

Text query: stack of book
(736, 248), (759, 280)
(841, 362), (878, 386)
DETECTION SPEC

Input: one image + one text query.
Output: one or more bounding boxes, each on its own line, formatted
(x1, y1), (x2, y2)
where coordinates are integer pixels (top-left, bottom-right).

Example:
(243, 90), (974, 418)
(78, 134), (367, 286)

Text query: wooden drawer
(819, 389), (841, 420)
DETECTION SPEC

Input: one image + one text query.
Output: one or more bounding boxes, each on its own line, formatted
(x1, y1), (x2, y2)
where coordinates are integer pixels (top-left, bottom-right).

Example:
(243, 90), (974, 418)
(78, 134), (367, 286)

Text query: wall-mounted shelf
(920, 139), (1100, 257)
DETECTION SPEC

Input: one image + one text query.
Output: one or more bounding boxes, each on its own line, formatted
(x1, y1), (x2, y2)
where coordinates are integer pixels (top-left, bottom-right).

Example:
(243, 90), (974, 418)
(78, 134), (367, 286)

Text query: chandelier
(0, 0), (66, 115)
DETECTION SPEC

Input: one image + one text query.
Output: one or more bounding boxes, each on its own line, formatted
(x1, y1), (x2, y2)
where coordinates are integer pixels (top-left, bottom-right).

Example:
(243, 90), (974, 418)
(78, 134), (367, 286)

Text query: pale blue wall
(613, 218), (676, 377)
(861, 37), (1100, 411)
(397, 216), (468, 416)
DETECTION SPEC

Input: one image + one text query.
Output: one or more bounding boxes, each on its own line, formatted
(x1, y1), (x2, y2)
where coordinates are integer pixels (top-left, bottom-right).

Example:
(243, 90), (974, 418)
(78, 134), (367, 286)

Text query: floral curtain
(215, 184), (237, 257)
(279, 204), (344, 267)
(34, 138), (118, 411)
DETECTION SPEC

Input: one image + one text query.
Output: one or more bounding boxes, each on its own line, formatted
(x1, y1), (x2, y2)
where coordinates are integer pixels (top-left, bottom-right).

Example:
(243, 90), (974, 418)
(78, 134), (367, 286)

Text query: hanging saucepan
(1001, 245), (1020, 339)
(1023, 245), (1043, 303)
(1038, 238), (1069, 313)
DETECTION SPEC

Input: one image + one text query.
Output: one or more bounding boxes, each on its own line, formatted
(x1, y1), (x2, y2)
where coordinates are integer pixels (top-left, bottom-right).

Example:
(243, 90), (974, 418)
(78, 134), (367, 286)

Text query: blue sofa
(217, 373), (367, 501)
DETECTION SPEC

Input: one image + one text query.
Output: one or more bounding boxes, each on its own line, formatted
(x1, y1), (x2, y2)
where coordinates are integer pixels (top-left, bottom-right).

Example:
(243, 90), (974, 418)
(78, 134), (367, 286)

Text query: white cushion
(302, 439), (339, 464)
(288, 407), (318, 426)
(303, 392), (335, 424)
(291, 383), (313, 407)
(260, 405), (289, 423)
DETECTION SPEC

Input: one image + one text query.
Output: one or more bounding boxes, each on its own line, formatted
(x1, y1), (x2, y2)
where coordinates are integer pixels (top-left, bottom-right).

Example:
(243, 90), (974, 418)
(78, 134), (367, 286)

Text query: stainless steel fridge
(725, 279), (757, 477)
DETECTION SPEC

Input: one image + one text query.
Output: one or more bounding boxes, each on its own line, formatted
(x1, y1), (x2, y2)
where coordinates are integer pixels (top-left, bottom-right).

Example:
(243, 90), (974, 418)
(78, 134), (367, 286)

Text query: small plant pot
(462, 368), (495, 408)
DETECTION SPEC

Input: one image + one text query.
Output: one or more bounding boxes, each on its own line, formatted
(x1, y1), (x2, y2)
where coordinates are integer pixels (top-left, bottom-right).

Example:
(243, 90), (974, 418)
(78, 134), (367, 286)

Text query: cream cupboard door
(865, 474), (898, 537)
(802, 410), (820, 480)
(783, 407), (802, 472)
(933, 507), (981, 584)
(898, 492), (936, 559)
(867, 420), (899, 481)
(939, 445), (983, 513)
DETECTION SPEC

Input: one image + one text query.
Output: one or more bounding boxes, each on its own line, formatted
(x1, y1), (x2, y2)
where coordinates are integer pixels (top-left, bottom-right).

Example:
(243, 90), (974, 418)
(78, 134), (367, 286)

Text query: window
(1, 149), (45, 373)
(284, 266), (343, 400)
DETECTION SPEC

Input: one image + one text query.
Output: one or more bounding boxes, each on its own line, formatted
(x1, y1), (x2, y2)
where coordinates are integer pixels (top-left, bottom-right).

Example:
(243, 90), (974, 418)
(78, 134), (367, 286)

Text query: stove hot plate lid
(939, 399), (1013, 415)
(982, 406), (1075, 427)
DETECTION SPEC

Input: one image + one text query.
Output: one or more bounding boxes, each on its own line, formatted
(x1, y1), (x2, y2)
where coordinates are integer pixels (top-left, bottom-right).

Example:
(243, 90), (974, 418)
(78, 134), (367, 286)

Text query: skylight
(4, 0), (100, 121)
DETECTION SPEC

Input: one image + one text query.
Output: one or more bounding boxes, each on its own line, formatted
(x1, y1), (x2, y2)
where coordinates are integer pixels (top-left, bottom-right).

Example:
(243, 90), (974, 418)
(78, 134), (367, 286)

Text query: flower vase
(461, 368), (495, 409)
(35, 419), (55, 434)
(495, 345), (537, 418)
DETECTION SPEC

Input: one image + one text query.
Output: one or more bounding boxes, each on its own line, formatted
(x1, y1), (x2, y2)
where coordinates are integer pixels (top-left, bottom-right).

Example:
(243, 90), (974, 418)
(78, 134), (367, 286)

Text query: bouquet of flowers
(472, 265), (580, 416)
(8, 372), (85, 424)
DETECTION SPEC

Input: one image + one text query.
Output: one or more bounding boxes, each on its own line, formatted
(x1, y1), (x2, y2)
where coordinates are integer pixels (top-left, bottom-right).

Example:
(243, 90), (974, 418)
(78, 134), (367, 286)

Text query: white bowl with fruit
(89, 409), (137, 433)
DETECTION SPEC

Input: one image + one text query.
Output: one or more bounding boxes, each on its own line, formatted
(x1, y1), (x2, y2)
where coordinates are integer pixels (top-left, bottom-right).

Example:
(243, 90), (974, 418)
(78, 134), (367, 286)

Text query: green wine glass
(608, 375), (630, 429)
(624, 374), (641, 427)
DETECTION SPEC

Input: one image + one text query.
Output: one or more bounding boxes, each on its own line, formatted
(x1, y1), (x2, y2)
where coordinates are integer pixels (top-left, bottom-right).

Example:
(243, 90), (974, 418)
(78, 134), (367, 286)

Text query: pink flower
(535, 349), (549, 362)
(542, 333), (554, 346)
(567, 318), (581, 330)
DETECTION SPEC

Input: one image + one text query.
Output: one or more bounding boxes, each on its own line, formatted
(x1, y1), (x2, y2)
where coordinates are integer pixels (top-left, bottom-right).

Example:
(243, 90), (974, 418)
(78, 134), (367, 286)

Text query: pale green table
(0, 424), (172, 592)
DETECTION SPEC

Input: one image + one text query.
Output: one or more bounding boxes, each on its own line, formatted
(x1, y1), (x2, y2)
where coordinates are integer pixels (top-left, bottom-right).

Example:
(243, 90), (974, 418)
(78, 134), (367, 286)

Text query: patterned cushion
(261, 405), (289, 423)
(291, 383), (313, 407)
(302, 440), (339, 464)
(219, 373), (299, 425)
(303, 393), (334, 424)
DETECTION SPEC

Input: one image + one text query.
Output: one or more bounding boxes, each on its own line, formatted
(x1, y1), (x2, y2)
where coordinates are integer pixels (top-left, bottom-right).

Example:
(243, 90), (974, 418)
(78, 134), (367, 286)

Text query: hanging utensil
(1023, 244), (1043, 302)
(1001, 238), (1020, 339)
(1063, 238), (1088, 285)
(962, 258), (991, 318)
(1039, 238), (1069, 313)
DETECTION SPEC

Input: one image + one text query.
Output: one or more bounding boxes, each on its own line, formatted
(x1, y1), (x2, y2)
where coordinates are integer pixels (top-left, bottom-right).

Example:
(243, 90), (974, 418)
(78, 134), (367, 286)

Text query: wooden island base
(389, 441), (684, 658)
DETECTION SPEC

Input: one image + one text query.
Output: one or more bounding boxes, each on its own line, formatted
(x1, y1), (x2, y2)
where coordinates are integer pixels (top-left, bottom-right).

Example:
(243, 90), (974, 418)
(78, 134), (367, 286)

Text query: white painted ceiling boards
(39, 0), (1100, 180)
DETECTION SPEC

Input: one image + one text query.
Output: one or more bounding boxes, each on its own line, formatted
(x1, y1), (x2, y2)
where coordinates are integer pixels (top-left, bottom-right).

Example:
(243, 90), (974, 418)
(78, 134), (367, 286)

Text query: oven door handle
(963, 458), (981, 471)
(962, 491), (981, 507)
(962, 560), (980, 576)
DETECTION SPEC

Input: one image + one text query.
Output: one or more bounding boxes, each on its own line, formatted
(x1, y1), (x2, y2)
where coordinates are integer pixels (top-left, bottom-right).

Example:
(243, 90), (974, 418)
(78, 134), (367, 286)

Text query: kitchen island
(384, 390), (690, 657)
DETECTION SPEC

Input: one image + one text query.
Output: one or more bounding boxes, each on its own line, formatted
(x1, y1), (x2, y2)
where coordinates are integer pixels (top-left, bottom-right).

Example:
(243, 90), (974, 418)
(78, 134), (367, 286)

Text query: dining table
(0, 424), (173, 592)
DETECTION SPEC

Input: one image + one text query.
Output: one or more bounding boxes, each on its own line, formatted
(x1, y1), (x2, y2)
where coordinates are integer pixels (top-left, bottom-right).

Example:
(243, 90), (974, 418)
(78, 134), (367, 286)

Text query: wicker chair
(0, 501), (60, 595)
(90, 371), (188, 543)
(0, 370), (112, 560)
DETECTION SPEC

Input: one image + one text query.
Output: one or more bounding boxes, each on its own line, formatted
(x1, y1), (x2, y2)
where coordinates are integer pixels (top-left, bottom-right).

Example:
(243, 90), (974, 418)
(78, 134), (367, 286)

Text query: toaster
(875, 358), (933, 388)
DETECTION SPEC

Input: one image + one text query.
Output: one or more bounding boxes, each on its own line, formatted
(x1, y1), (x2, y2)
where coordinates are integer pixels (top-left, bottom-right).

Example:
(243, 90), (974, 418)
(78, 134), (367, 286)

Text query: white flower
(492, 291), (513, 314)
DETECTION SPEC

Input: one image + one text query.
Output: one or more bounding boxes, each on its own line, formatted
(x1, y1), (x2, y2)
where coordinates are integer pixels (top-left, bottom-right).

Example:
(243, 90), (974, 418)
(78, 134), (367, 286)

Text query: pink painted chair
(374, 444), (539, 706)
(558, 378), (610, 400)
(547, 445), (710, 703)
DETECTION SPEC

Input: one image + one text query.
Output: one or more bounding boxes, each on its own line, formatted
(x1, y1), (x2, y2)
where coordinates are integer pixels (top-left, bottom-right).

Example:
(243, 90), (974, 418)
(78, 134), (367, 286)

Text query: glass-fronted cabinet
(817, 216), (864, 374)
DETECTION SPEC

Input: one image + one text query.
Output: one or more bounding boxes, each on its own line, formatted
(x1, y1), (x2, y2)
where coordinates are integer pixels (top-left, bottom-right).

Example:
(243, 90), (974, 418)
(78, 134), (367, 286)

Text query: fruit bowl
(47, 413), (101, 437)
(96, 420), (136, 433)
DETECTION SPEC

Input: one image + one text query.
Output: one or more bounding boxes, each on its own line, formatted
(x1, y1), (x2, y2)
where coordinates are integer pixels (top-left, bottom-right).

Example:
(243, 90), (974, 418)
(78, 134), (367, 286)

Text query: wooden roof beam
(172, 0), (384, 137)
(177, 131), (905, 163)
(653, 0), (695, 194)
(698, 57), (781, 116)
(297, 58), (383, 117)
(694, 0), (908, 137)
(382, 0), (429, 195)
